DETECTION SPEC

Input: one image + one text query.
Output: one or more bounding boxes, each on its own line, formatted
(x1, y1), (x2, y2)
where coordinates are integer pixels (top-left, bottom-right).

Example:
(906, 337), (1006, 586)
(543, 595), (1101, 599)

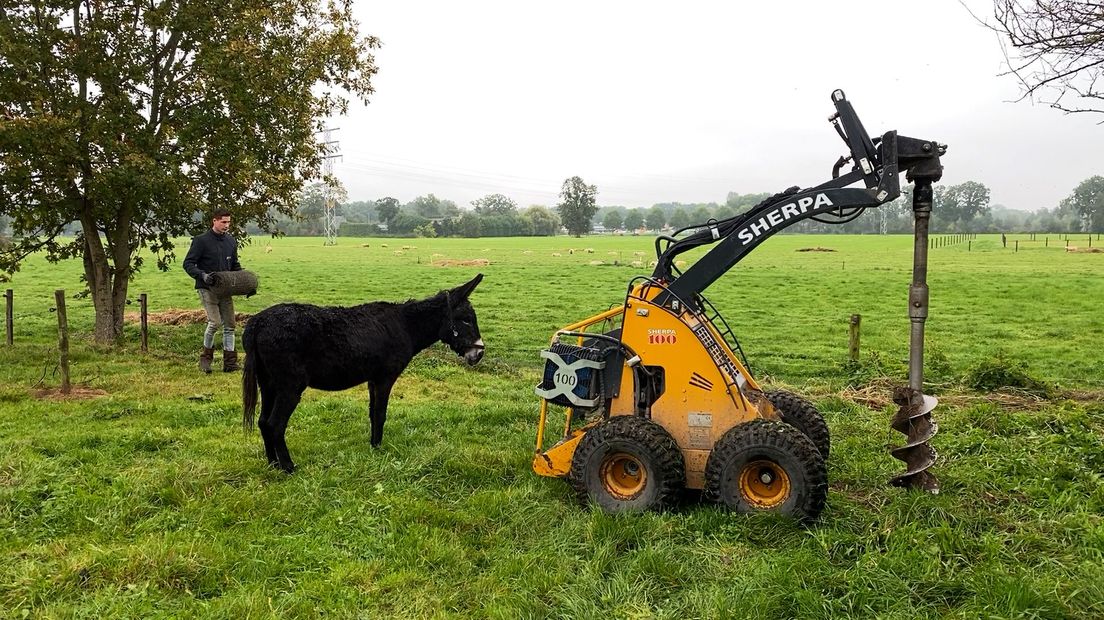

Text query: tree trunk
(79, 212), (128, 344)
(109, 210), (133, 341)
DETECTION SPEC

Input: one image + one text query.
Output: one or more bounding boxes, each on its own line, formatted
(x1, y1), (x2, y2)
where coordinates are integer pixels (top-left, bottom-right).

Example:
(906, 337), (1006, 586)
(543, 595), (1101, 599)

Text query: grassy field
(1, 233), (1102, 618)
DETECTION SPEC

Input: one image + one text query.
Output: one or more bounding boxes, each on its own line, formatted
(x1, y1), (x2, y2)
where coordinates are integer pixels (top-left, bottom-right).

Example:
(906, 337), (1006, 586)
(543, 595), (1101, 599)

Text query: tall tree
(408, 194), (451, 219)
(668, 208), (690, 230)
(939, 181), (992, 229)
(989, 1), (1104, 117)
(556, 176), (598, 237)
(340, 200), (378, 223)
(0, 1), (378, 343)
(691, 205), (713, 224)
(375, 196), (401, 226)
(646, 205), (667, 231)
(726, 192), (771, 213)
(714, 204), (737, 220)
(523, 205), (560, 236)
(624, 208), (645, 231)
(602, 208), (624, 231)
(458, 210), (483, 237)
(471, 193), (518, 216)
(1059, 175), (1104, 231)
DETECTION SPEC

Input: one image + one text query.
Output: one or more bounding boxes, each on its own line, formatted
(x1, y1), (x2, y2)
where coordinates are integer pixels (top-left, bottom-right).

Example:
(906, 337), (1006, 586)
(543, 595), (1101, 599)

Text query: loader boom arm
(651, 90), (944, 309)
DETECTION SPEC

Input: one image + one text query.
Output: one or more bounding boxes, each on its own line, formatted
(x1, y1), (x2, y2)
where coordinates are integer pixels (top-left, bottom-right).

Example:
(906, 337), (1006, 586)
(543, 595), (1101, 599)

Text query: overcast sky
(335, 1), (1101, 212)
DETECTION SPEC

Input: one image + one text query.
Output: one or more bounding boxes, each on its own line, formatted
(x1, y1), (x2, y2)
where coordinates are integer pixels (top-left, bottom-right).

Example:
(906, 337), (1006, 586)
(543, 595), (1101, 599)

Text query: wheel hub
(738, 459), (791, 508)
(600, 452), (647, 500)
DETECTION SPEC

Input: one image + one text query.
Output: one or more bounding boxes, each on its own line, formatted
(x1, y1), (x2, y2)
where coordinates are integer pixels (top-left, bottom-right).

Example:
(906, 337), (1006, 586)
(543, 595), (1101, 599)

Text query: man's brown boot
(223, 350), (240, 372)
(199, 347), (215, 374)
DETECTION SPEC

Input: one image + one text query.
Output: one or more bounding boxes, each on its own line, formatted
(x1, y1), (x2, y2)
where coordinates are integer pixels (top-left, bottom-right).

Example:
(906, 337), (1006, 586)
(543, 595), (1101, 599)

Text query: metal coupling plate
(908, 284), (929, 320)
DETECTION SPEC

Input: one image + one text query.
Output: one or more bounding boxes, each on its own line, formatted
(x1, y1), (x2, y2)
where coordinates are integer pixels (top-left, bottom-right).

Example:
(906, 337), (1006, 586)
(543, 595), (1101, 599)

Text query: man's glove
(202, 272), (217, 285)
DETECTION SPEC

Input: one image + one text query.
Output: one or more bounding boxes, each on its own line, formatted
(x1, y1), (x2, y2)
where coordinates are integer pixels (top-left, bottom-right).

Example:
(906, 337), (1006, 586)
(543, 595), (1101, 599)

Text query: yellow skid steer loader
(533, 90), (946, 521)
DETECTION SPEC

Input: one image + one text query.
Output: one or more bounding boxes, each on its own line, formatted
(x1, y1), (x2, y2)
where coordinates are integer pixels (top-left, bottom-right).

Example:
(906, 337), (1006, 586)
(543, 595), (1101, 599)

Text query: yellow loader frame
(533, 280), (778, 490)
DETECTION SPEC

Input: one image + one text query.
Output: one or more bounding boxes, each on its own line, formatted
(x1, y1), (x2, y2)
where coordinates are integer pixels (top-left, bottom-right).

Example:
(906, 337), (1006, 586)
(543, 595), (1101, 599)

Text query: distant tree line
(261, 176), (1102, 239)
(256, 187), (562, 238)
(594, 178), (1102, 235)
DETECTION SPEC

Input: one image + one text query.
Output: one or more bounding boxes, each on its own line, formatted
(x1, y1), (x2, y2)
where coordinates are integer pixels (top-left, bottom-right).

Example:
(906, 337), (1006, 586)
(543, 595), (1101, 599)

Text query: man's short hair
(212, 208), (232, 220)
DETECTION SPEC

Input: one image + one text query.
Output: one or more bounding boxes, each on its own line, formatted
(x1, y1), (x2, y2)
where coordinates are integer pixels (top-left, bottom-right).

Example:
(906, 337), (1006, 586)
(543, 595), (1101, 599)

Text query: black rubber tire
(704, 419), (828, 522)
(767, 390), (830, 460)
(568, 415), (685, 513)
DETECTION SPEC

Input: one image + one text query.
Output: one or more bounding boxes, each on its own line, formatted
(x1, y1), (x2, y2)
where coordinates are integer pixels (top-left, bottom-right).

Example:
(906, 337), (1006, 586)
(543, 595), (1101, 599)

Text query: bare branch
(975, 1), (1104, 118)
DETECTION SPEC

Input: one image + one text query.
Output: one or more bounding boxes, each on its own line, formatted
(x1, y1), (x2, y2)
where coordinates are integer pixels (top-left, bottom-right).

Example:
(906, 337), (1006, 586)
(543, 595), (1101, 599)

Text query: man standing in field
(183, 209), (243, 373)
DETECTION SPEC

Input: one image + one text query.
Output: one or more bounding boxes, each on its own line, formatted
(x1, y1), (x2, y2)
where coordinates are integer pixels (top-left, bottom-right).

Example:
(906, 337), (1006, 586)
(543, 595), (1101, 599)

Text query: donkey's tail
(242, 347), (258, 432)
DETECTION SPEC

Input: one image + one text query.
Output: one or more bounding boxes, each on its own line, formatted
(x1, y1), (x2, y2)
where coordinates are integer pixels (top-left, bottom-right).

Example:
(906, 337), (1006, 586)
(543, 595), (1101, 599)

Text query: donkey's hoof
(268, 459), (294, 474)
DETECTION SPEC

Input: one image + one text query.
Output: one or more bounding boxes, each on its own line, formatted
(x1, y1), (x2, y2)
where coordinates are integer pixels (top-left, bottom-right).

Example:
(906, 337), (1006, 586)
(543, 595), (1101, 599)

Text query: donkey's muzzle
(463, 340), (485, 365)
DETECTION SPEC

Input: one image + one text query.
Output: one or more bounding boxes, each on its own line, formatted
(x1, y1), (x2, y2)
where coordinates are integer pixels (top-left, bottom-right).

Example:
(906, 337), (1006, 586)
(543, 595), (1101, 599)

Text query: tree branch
(979, 0), (1104, 117)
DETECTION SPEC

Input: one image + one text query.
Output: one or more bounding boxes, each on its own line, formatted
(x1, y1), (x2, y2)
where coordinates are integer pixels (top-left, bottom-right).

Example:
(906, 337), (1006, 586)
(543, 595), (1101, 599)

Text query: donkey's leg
(264, 384), (305, 473)
(369, 377), (398, 448)
(257, 379), (279, 467)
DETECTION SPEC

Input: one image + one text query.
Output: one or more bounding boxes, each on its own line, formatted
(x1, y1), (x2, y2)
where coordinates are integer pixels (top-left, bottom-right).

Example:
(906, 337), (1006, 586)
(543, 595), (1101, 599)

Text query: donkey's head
(440, 274), (485, 365)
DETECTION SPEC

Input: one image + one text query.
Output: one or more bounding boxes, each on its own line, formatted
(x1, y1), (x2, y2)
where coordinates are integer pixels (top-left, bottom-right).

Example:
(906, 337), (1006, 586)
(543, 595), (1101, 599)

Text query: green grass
(1, 234), (1102, 618)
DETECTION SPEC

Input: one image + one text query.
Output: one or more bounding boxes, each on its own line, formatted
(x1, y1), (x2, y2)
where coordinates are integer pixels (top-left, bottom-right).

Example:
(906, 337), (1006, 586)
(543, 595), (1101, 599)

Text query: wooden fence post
(4, 289), (12, 346)
(849, 314), (861, 363)
(1015, 240), (1019, 253)
(140, 293), (149, 353)
(55, 289), (70, 393)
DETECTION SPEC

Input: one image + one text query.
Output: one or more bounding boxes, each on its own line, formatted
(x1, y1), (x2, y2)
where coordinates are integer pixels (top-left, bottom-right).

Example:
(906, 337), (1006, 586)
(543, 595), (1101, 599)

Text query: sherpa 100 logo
(737, 193), (834, 245)
(648, 328), (677, 344)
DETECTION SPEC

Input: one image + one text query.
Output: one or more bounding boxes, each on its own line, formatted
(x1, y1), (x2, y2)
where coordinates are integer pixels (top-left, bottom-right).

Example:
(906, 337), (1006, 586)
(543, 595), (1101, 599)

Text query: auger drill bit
(891, 172), (942, 492)
(890, 387), (939, 492)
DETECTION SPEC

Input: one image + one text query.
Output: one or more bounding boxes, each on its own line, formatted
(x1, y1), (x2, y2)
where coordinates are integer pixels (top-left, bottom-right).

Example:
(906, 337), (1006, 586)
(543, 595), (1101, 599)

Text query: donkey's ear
(453, 273), (484, 299)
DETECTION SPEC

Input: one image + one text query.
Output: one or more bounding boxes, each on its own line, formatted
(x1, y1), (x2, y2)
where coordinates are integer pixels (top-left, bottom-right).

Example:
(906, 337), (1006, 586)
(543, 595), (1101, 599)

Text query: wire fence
(1000, 232), (1099, 253)
(4, 288), (153, 348)
(928, 233), (975, 249)
(924, 233), (1101, 252)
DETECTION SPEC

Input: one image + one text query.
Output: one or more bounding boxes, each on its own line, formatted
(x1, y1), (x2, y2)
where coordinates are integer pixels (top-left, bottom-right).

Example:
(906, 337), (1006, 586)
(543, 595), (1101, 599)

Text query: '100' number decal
(554, 371), (577, 387)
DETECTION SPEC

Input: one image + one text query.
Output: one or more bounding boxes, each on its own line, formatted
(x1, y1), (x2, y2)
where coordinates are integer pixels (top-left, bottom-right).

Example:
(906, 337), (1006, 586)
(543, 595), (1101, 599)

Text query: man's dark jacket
(182, 230), (242, 290)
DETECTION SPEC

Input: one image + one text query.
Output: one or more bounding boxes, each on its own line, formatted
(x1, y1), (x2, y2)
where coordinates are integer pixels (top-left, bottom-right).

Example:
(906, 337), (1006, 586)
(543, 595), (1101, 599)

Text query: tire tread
(704, 419), (828, 522)
(568, 415), (684, 512)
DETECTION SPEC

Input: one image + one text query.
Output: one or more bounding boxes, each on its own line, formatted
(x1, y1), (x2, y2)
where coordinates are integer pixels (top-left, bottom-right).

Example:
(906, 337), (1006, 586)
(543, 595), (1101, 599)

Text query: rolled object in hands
(207, 270), (259, 297)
